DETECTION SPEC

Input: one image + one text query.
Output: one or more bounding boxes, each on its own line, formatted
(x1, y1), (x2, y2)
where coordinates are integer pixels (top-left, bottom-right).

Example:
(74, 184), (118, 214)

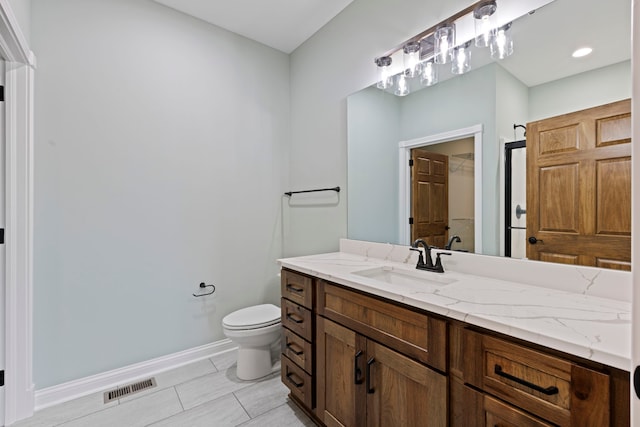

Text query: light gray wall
(288, 0), (473, 256)
(529, 60), (631, 121)
(347, 86), (400, 244)
(7, 0), (30, 43)
(32, 0), (290, 388)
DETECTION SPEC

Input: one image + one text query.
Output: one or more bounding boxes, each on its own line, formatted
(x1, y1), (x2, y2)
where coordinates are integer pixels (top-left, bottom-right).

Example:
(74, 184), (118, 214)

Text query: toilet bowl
(222, 303), (281, 380)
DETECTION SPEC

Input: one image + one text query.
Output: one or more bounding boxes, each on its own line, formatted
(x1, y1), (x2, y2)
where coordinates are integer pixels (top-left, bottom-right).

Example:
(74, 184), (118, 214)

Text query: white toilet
(222, 303), (281, 380)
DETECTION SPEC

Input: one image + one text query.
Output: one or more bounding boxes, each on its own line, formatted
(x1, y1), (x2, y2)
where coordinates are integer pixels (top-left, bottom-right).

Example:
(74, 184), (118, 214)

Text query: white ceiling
(152, 0), (354, 53)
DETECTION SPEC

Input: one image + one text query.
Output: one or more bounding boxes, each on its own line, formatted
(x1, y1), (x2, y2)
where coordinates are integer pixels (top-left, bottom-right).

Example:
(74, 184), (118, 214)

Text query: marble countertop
(278, 251), (631, 371)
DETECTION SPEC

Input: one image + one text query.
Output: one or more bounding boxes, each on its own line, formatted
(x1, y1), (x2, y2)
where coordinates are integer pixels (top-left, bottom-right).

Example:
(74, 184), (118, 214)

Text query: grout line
(173, 385), (186, 412)
(231, 392), (252, 420)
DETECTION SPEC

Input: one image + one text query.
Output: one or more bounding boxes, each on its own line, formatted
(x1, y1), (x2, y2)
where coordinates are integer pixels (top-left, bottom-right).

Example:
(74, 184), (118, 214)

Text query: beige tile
(12, 391), (118, 427)
(119, 358), (217, 403)
(58, 388), (182, 427)
(148, 393), (249, 427)
(175, 368), (256, 410)
(237, 400), (314, 427)
(234, 374), (289, 418)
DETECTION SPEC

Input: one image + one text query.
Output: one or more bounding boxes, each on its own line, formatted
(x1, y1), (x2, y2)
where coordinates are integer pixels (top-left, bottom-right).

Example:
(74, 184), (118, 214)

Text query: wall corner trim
(33, 339), (237, 411)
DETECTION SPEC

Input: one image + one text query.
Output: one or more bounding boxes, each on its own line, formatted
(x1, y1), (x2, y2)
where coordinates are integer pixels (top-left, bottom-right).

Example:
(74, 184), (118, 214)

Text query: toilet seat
(222, 304), (281, 330)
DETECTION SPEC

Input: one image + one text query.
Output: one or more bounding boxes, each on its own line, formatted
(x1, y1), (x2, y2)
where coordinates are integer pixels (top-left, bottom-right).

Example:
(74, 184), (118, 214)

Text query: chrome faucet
(410, 239), (451, 273)
(445, 235), (461, 250)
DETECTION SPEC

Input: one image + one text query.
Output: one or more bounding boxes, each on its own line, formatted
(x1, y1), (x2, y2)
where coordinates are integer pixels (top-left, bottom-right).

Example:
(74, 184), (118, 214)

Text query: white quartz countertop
(278, 251), (631, 371)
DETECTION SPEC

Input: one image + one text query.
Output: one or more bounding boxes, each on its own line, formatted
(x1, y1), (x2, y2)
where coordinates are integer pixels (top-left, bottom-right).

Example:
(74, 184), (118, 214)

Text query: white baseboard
(34, 339), (237, 411)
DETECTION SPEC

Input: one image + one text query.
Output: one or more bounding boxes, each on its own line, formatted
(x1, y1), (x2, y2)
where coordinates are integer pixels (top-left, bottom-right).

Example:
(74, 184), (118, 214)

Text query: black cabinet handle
(286, 284), (304, 294)
(286, 342), (304, 355)
(286, 372), (304, 388)
(494, 365), (559, 395)
(286, 313), (304, 324)
(366, 357), (375, 394)
(354, 350), (363, 384)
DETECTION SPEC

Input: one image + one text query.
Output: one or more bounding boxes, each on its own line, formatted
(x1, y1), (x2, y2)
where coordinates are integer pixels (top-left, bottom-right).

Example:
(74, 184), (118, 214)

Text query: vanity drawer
(281, 354), (313, 409)
(317, 280), (447, 372)
(484, 395), (554, 427)
(281, 298), (313, 341)
(464, 330), (610, 426)
(281, 269), (313, 309)
(282, 327), (313, 374)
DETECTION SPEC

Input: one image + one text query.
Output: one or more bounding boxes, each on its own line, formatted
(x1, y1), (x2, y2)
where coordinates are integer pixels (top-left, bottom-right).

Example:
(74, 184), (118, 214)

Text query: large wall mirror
(347, 0), (631, 265)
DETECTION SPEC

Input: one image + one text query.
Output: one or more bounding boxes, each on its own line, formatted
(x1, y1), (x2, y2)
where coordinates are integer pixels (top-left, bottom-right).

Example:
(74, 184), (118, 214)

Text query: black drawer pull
(286, 283), (305, 294)
(354, 350), (363, 384)
(366, 357), (376, 394)
(286, 342), (304, 355)
(286, 372), (304, 388)
(286, 313), (304, 324)
(494, 365), (559, 396)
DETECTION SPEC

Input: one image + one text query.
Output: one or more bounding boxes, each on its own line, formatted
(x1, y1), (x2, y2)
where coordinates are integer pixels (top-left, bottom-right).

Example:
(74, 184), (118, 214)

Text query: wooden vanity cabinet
(449, 323), (630, 427)
(280, 269), (317, 413)
(316, 280), (447, 427)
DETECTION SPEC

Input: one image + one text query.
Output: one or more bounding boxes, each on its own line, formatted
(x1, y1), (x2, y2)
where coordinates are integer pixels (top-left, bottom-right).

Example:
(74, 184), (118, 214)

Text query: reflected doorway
(504, 140), (526, 258)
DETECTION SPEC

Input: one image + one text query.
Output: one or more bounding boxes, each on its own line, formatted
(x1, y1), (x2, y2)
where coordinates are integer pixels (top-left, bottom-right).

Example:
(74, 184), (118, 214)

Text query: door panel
(366, 340), (447, 427)
(317, 317), (366, 427)
(527, 99), (631, 270)
(411, 149), (448, 248)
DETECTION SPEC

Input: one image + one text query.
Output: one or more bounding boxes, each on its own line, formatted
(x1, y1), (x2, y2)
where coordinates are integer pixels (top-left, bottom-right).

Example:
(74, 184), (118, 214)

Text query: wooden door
(526, 99), (631, 270)
(411, 149), (449, 247)
(316, 317), (366, 427)
(365, 340), (447, 427)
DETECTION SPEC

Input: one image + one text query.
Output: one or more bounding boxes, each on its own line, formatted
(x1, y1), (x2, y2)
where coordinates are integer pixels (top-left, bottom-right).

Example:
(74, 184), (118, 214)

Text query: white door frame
(398, 124), (483, 253)
(0, 1), (35, 424)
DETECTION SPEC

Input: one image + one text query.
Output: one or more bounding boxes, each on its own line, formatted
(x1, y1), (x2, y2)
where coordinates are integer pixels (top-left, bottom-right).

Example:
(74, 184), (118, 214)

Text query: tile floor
(13, 349), (315, 427)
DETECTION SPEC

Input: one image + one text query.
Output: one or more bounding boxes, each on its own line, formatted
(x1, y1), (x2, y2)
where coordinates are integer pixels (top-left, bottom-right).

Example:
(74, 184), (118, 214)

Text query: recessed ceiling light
(572, 47), (593, 58)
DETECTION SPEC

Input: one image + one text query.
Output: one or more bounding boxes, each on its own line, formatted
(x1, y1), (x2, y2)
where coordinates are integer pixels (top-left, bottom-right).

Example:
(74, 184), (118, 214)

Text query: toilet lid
(223, 304), (281, 330)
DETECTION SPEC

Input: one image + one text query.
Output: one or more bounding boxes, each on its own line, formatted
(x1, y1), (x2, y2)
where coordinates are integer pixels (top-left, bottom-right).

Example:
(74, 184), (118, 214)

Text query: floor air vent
(103, 377), (157, 403)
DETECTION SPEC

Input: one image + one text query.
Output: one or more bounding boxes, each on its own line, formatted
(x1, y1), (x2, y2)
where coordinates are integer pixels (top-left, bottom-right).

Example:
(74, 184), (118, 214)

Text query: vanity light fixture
(395, 73), (410, 96)
(403, 41), (421, 78)
(420, 61), (438, 87)
(572, 47), (593, 58)
(490, 22), (513, 59)
(375, 56), (393, 89)
(473, 0), (497, 48)
(373, 0), (517, 96)
(452, 41), (472, 75)
(434, 23), (455, 64)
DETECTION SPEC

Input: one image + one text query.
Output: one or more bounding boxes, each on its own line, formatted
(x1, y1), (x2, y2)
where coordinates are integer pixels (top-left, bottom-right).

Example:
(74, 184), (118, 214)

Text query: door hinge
(409, 159), (414, 167)
(0, 85), (4, 102)
(0, 228), (4, 244)
(0, 370), (4, 386)
(409, 217), (414, 225)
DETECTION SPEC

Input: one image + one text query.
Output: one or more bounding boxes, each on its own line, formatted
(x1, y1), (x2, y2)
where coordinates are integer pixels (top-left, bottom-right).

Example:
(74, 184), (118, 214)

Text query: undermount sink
(353, 265), (457, 288)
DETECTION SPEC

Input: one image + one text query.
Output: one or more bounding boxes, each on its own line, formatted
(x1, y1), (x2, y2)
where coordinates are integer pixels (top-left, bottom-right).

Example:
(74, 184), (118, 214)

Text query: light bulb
(395, 73), (409, 96)
(474, 1), (497, 48)
(403, 41), (421, 78)
(420, 61), (438, 87)
(490, 23), (513, 60)
(451, 42), (471, 75)
(434, 24), (455, 64)
(375, 56), (393, 90)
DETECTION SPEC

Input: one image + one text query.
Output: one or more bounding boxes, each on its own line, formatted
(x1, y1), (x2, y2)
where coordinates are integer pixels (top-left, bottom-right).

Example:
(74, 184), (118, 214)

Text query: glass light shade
(394, 73), (410, 96)
(420, 61), (438, 87)
(474, 1), (497, 47)
(375, 56), (393, 90)
(451, 42), (471, 75)
(434, 24), (455, 64)
(403, 41), (421, 78)
(490, 23), (513, 59)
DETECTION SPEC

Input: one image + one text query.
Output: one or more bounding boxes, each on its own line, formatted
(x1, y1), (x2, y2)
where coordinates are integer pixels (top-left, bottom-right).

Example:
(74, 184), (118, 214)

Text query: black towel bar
(284, 186), (340, 197)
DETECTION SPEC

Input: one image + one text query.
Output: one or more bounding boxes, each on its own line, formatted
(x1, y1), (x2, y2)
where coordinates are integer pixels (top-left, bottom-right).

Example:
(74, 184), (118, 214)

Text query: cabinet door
(317, 317), (366, 427)
(366, 340), (447, 427)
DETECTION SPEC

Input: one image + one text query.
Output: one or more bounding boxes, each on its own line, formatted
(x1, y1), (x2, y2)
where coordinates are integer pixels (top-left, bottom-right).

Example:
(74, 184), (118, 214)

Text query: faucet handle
(409, 247), (425, 266)
(434, 252), (452, 273)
